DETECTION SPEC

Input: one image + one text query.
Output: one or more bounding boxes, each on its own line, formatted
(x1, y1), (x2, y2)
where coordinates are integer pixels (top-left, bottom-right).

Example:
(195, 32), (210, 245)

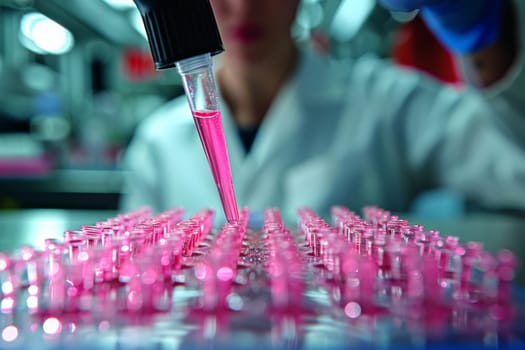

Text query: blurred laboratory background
(0, 0), (459, 213)
(0, 0), (180, 211)
(0, 0), (405, 212)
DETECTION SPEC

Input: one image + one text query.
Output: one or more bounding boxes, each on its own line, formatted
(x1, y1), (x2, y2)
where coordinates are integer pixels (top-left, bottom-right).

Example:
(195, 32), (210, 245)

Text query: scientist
(120, 0), (525, 225)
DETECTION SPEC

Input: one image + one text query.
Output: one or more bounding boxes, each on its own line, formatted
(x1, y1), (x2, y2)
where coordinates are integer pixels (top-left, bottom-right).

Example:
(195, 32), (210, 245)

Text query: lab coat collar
(220, 50), (347, 167)
(218, 58), (303, 169)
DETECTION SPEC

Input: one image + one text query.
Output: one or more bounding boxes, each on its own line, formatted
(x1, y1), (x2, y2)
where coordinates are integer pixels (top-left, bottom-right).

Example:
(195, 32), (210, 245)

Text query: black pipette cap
(132, 0), (224, 70)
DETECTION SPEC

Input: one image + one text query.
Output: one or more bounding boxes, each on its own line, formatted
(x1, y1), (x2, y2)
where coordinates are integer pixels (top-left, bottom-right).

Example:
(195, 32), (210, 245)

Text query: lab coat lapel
(250, 79), (303, 168)
(218, 70), (304, 170)
(219, 74), (303, 208)
(215, 52), (337, 206)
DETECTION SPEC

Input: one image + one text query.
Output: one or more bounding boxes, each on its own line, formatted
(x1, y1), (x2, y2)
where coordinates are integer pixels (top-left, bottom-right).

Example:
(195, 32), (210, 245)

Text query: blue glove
(378, 0), (505, 53)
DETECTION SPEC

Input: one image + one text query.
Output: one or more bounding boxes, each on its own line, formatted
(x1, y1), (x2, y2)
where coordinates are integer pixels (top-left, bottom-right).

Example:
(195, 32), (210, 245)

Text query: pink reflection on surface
(26, 295), (38, 310)
(1, 325), (18, 342)
(344, 301), (362, 319)
(0, 297), (15, 313)
(1, 281), (14, 295)
(0, 254), (10, 271)
(42, 317), (62, 335)
(217, 267), (234, 282)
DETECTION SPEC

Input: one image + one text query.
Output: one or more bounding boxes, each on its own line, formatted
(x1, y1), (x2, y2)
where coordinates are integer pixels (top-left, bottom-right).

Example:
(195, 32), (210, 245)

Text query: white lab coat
(120, 2), (525, 225)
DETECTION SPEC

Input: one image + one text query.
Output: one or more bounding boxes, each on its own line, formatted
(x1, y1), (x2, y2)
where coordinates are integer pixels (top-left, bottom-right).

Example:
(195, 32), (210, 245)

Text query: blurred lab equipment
(379, 0), (504, 53)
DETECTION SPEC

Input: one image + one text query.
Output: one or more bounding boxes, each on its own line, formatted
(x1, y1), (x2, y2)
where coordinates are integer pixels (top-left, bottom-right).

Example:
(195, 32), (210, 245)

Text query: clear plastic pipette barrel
(176, 53), (239, 223)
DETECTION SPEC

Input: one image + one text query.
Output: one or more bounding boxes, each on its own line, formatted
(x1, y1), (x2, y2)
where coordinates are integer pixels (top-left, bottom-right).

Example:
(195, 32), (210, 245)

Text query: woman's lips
(231, 25), (263, 43)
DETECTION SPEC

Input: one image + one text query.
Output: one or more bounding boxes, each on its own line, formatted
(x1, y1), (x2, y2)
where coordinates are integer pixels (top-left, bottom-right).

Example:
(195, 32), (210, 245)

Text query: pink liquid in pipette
(193, 111), (239, 223)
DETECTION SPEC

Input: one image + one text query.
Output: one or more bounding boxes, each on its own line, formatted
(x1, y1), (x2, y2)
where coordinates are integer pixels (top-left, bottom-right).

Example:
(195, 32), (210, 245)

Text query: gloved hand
(378, 0), (504, 53)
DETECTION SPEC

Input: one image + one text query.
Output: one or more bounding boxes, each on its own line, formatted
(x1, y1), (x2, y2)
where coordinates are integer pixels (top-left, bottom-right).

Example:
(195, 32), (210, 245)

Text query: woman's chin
(225, 47), (268, 66)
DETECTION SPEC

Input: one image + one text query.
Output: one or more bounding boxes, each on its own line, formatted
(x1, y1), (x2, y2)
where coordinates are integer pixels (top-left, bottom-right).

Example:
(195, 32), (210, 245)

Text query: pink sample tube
(176, 53), (239, 224)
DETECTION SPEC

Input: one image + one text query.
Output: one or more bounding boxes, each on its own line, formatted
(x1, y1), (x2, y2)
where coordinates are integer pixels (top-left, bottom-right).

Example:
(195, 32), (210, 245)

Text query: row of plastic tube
(194, 208), (249, 311)
(0, 207), (218, 315)
(297, 205), (519, 324)
(0, 205), (520, 325)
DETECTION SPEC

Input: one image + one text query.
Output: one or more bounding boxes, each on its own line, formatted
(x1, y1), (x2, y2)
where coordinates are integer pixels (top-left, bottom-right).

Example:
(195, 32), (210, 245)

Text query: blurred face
(210, 0), (300, 64)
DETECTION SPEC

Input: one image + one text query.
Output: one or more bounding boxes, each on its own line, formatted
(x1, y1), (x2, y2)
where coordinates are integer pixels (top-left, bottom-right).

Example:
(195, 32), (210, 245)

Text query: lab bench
(0, 169), (123, 210)
(0, 208), (523, 350)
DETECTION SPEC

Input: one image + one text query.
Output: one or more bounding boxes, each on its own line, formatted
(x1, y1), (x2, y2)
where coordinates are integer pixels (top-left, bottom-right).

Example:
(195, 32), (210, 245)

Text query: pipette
(132, 0), (239, 223)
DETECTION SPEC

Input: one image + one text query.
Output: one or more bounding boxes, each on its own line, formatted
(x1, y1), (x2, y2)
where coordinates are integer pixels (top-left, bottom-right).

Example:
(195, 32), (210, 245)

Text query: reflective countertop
(0, 209), (118, 252)
(0, 209), (523, 350)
